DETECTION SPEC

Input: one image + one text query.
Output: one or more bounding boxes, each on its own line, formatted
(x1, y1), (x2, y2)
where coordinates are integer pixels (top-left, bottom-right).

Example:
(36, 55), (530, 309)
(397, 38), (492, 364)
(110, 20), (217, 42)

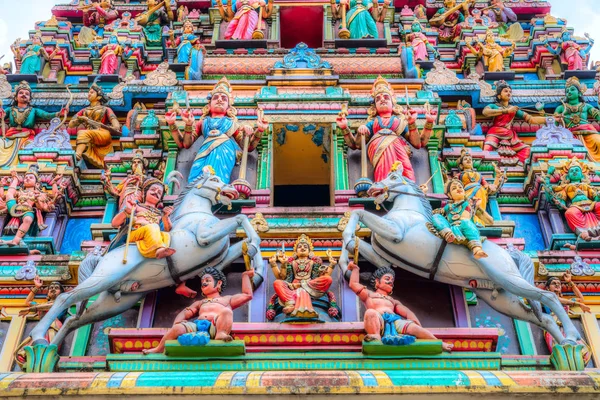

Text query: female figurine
(482, 81), (546, 165)
(429, 0), (474, 43)
(465, 30), (515, 73)
(11, 35), (59, 75)
(169, 20), (205, 80)
(336, 75), (435, 182)
(218, 0), (272, 40)
(336, 0), (388, 39)
(137, 0), (173, 46)
(543, 157), (600, 236)
(544, 28), (594, 71)
(68, 83), (121, 168)
(486, 0), (518, 38)
(166, 77), (268, 183)
(456, 148), (504, 225)
(554, 76), (600, 162)
(406, 21), (438, 61)
(99, 35), (132, 75)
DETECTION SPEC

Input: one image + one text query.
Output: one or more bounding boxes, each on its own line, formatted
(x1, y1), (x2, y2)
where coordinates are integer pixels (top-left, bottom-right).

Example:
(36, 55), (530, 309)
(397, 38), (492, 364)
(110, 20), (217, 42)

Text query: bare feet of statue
(473, 248), (488, 259)
(175, 282), (197, 298)
(442, 342), (454, 352)
(156, 247), (176, 259)
(443, 231), (456, 243)
(142, 346), (163, 355)
(215, 333), (233, 342)
(364, 334), (382, 342)
(282, 302), (295, 315)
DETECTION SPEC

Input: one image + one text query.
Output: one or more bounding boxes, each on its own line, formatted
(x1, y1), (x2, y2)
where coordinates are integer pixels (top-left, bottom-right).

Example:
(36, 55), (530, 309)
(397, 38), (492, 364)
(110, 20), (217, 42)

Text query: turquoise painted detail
(357, 371), (378, 386)
(386, 370), (469, 386)
(135, 372), (222, 387)
(106, 372), (128, 388)
(478, 371), (502, 386)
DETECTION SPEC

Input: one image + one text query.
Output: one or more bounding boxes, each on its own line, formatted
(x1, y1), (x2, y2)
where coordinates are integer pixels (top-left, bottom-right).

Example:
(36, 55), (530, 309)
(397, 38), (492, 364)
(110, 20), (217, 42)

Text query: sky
(0, 0), (599, 66)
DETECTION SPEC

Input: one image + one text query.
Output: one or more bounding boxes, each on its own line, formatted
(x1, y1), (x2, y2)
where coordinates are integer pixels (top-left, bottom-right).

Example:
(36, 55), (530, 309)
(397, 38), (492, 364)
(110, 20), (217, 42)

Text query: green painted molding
(513, 320), (537, 356)
(256, 129), (273, 190)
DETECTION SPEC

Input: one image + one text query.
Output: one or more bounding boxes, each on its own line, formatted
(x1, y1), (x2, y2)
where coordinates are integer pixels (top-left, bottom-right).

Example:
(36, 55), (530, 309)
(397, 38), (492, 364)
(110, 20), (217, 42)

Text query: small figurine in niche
(431, 179), (493, 259)
(543, 27), (594, 72)
(268, 234), (338, 319)
(98, 35), (133, 75)
(169, 20), (205, 80)
(111, 177), (175, 260)
(406, 21), (438, 61)
(143, 267), (255, 353)
(1, 165), (65, 247)
(15, 275), (66, 368)
(464, 30), (515, 73)
(486, 0), (521, 39)
(80, 0), (119, 39)
(11, 34), (60, 75)
(348, 262), (453, 351)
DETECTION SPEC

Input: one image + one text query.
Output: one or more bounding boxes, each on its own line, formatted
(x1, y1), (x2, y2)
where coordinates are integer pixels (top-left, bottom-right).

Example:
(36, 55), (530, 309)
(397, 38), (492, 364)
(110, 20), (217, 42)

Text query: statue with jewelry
(68, 82), (121, 168)
(336, 75), (435, 183)
(456, 147), (505, 225)
(465, 30), (515, 73)
(217, 0), (273, 40)
(543, 28), (594, 72)
(267, 234), (339, 320)
(168, 20), (205, 80)
(143, 267), (255, 353)
(79, 0), (118, 42)
(554, 77), (600, 161)
(11, 35), (60, 75)
(1, 165), (65, 247)
(0, 81), (68, 162)
(331, 0), (389, 39)
(136, 0), (174, 46)
(406, 21), (438, 61)
(429, 0), (474, 43)
(166, 77), (268, 184)
(542, 157), (600, 236)
(482, 81), (547, 166)
(485, 0), (521, 39)
(431, 178), (494, 259)
(347, 262), (453, 350)
(97, 35), (133, 75)
(101, 149), (147, 210)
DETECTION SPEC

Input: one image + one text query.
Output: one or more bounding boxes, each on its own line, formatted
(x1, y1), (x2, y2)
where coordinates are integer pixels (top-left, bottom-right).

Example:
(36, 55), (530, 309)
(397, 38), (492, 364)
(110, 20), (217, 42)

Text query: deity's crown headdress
(14, 81), (32, 97)
(390, 161), (404, 174)
(208, 77), (233, 102)
(293, 234), (314, 253)
(561, 156), (589, 175)
(457, 147), (472, 170)
(565, 76), (587, 95)
(26, 164), (39, 180)
(371, 75), (395, 101)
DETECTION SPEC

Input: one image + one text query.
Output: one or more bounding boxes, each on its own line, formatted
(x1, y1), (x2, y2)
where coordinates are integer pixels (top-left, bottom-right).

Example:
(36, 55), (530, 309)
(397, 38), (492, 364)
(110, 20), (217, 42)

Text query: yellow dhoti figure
(130, 223), (171, 258)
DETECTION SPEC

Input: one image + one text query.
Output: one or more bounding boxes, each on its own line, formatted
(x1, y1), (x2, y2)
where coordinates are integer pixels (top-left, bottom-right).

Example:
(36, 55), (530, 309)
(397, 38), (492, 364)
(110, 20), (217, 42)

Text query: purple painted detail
(538, 210), (554, 247)
(548, 208), (566, 234)
(341, 276), (359, 322)
(139, 291), (157, 328)
(249, 260), (268, 322)
(450, 286), (469, 328)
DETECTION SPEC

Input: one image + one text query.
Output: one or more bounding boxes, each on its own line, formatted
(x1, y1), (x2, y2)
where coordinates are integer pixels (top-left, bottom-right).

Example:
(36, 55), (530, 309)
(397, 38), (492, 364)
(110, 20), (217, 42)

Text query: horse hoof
(561, 338), (578, 346)
(245, 241), (258, 257)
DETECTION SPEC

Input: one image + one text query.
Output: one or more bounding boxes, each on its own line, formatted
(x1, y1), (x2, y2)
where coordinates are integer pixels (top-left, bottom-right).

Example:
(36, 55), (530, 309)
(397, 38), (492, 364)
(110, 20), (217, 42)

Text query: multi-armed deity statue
(543, 27), (594, 71)
(336, 76), (435, 182)
(268, 234), (339, 320)
(216, 0), (273, 40)
(465, 30), (515, 73)
(169, 19), (205, 80)
(167, 77), (268, 184)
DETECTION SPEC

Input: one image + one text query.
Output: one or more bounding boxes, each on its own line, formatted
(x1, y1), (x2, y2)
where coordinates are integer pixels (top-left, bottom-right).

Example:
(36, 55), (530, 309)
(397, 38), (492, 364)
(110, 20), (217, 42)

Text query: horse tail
(76, 251), (103, 317)
(508, 246), (543, 323)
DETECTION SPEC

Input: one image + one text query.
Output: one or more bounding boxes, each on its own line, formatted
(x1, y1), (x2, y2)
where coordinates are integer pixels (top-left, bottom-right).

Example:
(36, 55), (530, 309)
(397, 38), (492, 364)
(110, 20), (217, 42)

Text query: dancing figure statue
(217, 0), (273, 40)
(11, 35), (59, 75)
(338, 167), (587, 370)
(465, 30), (515, 73)
(137, 0), (174, 46)
(24, 169), (264, 372)
(544, 28), (594, 71)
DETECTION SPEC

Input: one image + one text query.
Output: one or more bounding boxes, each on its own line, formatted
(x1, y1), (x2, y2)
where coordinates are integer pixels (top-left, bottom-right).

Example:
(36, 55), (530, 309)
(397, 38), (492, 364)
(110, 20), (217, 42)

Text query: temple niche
(1, 0), (600, 396)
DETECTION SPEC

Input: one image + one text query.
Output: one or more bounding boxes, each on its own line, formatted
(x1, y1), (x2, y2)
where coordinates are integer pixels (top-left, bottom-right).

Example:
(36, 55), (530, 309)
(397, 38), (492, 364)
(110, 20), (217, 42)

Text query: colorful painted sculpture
(166, 77), (268, 183)
(486, 0), (518, 38)
(28, 169), (264, 360)
(544, 272), (591, 363)
(348, 262), (453, 350)
(336, 75), (434, 182)
(98, 35), (132, 75)
(431, 179), (493, 259)
(143, 267), (254, 353)
(429, 0), (474, 43)
(0, 81), (67, 152)
(543, 157), (600, 236)
(543, 28), (594, 71)
(101, 150), (146, 210)
(1, 165), (64, 247)
(268, 234), (338, 320)
(68, 82), (121, 168)
(554, 77), (600, 161)
(15, 276), (65, 368)
(482, 81), (546, 165)
(136, 0), (174, 46)
(80, 0), (118, 39)
(169, 20), (205, 80)
(217, 0), (272, 40)
(456, 147), (505, 225)
(465, 30), (515, 73)
(334, 0), (388, 39)
(11, 35), (59, 75)
(111, 177), (175, 260)
(338, 169), (584, 351)
(406, 21), (438, 61)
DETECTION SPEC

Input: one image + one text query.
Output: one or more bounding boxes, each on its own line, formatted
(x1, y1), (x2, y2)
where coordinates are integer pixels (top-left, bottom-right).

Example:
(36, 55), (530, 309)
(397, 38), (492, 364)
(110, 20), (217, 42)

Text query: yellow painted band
(215, 371), (236, 387)
(490, 371), (517, 386)
(346, 370), (364, 387)
(120, 372), (142, 388)
(370, 370), (393, 386)
(463, 371), (487, 386)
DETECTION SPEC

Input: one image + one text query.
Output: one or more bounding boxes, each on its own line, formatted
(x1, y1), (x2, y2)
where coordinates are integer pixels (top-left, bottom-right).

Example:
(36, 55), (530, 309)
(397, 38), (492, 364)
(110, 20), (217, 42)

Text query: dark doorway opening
(274, 185), (330, 207)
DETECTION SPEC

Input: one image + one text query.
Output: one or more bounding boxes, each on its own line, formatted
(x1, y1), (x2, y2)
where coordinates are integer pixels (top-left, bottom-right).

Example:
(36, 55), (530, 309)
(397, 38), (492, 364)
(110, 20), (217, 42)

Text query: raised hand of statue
(336, 114), (348, 130)
(50, 174), (64, 186)
(242, 124), (254, 138)
(164, 110), (178, 126)
(326, 249), (337, 266)
(124, 196), (136, 216)
(347, 261), (358, 271)
(163, 206), (174, 217)
(180, 109), (195, 127)
(406, 109), (418, 125)
(100, 169), (112, 183)
(256, 107), (269, 132)
(276, 249), (287, 264)
(357, 125), (370, 136)
(508, 105), (519, 114)
(562, 270), (572, 283)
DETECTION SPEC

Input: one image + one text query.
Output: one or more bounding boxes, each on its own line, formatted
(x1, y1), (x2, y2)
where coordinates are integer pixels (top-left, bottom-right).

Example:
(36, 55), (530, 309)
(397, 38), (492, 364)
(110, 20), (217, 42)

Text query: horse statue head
(174, 167), (240, 216)
(368, 162), (418, 204)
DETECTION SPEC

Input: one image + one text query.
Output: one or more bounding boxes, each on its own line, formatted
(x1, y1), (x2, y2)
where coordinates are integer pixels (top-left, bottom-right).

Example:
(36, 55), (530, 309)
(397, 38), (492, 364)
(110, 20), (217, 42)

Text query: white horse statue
(338, 170), (584, 368)
(26, 170), (263, 372)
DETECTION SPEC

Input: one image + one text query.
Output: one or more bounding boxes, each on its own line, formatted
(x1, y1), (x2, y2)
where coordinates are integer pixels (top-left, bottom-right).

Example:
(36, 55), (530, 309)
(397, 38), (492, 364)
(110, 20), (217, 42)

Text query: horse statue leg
(195, 214), (264, 287)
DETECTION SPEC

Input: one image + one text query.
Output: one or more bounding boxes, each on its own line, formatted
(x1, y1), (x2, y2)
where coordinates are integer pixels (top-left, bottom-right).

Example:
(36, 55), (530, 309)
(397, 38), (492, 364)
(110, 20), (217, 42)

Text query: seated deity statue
(111, 177), (175, 260)
(431, 179), (493, 259)
(544, 28), (594, 72)
(11, 35), (60, 75)
(268, 234), (338, 320)
(406, 21), (438, 61)
(429, 0), (474, 43)
(464, 30), (515, 73)
(143, 267), (254, 354)
(348, 262), (453, 351)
